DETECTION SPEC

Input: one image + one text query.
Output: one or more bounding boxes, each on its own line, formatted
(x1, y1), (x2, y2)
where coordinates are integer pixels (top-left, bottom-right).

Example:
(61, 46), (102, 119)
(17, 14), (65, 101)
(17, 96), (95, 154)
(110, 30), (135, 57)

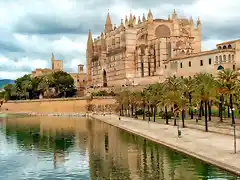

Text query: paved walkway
(91, 114), (240, 176)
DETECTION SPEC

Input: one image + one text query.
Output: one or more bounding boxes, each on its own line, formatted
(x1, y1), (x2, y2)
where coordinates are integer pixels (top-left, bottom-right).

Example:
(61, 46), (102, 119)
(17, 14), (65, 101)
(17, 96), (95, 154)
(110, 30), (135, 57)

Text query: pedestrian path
(91, 114), (240, 176)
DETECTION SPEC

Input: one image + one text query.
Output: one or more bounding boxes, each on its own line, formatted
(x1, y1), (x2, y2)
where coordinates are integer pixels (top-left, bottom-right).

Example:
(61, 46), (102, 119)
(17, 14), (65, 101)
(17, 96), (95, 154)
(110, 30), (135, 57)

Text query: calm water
(0, 116), (239, 180)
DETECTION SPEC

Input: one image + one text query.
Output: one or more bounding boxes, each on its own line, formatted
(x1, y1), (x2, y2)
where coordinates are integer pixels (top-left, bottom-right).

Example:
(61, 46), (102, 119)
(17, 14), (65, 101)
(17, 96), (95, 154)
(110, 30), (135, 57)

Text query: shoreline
(90, 114), (240, 176)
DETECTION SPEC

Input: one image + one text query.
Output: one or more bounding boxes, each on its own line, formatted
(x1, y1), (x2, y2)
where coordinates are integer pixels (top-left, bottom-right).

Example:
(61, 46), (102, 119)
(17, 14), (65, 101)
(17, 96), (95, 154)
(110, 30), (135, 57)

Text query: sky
(0, 0), (240, 80)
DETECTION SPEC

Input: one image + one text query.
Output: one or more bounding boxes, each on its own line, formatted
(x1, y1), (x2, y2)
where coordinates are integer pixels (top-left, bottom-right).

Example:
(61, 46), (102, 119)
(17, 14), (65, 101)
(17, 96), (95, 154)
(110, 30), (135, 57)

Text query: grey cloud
(13, 0), (116, 35)
(202, 19), (240, 41)
(0, 31), (24, 53)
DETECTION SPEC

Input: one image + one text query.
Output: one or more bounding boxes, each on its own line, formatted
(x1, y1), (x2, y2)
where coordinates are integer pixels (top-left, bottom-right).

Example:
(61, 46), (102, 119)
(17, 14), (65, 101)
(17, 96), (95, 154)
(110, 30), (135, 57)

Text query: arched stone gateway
(103, 69), (107, 87)
(155, 25), (170, 38)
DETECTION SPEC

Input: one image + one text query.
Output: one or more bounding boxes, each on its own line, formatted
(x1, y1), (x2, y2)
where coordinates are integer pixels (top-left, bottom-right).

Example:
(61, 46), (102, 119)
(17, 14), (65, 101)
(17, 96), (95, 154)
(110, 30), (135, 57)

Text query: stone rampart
(1, 97), (116, 113)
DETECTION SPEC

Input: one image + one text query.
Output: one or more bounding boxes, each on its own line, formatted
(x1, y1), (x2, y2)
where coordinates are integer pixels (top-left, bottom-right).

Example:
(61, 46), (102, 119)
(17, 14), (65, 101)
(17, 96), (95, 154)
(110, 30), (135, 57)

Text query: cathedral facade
(86, 9), (239, 87)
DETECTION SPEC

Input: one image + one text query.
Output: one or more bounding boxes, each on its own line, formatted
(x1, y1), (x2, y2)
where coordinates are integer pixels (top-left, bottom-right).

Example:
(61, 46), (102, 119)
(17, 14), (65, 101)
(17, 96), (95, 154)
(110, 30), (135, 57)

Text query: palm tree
(148, 83), (164, 122)
(162, 76), (182, 124)
(181, 77), (195, 119)
(217, 68), (240, 125)
(193, 73), (217, 132)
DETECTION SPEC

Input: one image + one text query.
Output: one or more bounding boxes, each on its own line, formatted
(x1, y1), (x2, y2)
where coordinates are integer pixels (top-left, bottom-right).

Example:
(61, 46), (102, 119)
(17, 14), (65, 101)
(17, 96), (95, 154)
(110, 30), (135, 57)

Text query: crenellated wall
(1, 97), (115, 113)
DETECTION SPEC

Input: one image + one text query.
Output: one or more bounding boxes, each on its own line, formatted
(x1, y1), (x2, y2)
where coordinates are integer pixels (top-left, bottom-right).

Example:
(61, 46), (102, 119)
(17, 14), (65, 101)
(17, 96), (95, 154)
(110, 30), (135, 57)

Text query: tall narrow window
(233, 65), (235, 70)
(200, 60), (203, 66)
(141, 56), (144, 77)
(189, 61), (191, 67)
(219, 56), (222, 63)
(223, 55), (226, 62)
(167, 42), (172, 59)
(154, 48), (156, 71)
(228, 54), (231, 62)
(180, 62), (183, 68)
(148, 58), (151, 76)
(209, 58), (212, 65)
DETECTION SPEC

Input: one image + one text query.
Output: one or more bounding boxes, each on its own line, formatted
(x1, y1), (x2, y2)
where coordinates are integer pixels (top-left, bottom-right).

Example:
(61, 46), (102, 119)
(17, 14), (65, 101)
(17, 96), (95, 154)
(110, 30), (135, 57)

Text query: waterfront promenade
(91, 114), (240, 176)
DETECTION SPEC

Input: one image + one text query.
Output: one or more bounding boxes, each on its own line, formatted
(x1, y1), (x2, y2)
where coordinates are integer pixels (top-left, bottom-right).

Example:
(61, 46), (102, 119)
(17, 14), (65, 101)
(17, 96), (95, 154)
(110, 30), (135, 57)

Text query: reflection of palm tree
(143, 139), (148, 179)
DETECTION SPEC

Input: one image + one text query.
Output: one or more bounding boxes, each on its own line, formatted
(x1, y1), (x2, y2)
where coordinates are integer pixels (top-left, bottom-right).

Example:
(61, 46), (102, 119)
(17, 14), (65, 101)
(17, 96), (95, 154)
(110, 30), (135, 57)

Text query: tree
(193, 73), (217, 132)
(217, 69), (240, 124)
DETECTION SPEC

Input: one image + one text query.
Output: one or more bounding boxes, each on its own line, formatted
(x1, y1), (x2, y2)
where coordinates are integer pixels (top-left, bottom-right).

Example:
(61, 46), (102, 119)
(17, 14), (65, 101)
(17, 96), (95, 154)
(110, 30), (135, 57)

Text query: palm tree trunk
(148, 104), (150, 122)
(165, 106), (168, 124)
(228, 105), (230, 118)
(174, 114), (177, 126)
(198, 100), (203, 120)
(201, 102), (204, 116)
(143, 104), (146, 120)
(153, 105), (156, 122)
(230, 94), (235, 125)
(121, 104), (124, 116)
(219, 95), (223, 122)
(204, 101), (208, 132)
(208, 101), (211, 121)
(131, 103), (134, 117)
(181, 110), (185, 128)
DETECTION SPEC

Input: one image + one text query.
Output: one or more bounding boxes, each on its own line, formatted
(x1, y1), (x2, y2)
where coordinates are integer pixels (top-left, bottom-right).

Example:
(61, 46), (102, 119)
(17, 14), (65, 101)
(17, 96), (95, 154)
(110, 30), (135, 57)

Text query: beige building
(86, 9), (238, 87)
(32, 53), (86, 90)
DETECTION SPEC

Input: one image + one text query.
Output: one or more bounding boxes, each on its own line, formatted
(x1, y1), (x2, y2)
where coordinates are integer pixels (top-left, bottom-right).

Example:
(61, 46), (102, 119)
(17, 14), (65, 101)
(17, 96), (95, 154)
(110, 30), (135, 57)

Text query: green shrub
(135, 109), (144, 115)
(159, 111), (174, 119)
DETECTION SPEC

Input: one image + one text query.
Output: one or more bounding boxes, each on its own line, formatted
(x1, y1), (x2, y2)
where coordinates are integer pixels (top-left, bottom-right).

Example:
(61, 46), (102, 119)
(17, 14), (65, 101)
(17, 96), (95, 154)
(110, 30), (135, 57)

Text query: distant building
(31, 53), (86, 91)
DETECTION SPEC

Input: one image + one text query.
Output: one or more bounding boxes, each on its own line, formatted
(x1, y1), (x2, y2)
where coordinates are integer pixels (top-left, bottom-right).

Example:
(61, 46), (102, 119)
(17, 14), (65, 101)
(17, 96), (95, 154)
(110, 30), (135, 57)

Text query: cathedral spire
(147, 9), (153, 23)
(197, 16), (201, 25)
(172, 9), (177, 20)
(104, 9), (112, 33)
(87, 29), (93, 53)
(125, 15), (128, 26)
(142, 13), (146, 22)
(138, 16), (141, 24)
(128, 11), (133, 27)
(190, 16), (194, 26)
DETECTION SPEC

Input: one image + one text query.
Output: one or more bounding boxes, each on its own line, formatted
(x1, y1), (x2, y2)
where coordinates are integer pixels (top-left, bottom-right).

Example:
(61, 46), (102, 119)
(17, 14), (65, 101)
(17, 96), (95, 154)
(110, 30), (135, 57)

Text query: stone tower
(51, 53), (55, 70)
(86, 30), (93, 85)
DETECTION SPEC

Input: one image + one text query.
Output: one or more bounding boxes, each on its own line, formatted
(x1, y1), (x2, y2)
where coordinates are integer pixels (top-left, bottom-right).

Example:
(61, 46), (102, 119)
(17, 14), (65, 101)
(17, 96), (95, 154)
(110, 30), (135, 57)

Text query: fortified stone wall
(1, 97), (115, 113)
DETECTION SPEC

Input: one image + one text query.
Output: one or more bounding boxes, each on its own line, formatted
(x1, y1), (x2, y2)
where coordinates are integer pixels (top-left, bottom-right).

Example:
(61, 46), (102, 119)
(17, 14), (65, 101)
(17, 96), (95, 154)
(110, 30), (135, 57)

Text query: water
(0, 116), (239, 180)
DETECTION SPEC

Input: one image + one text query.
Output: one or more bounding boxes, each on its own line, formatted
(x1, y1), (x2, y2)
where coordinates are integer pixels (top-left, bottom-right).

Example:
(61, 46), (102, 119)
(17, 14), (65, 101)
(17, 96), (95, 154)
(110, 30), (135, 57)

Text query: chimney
(78, 64), (84, 73)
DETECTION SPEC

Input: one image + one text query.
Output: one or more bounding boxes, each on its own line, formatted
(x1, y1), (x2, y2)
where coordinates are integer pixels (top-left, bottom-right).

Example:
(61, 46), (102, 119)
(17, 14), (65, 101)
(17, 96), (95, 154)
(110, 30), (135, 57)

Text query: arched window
(167, 42), (172, 59)
(219, 55), (222, 63)
(228, 54), (231, 62)
(218, 46), (222, 49)
(223, 55), (226, 62)
(189, 61), (191, 67)
(228, 44), (232, 49)
(215, 56), (218, 64)
(217, 65), (224, 70)
(223, 45), (227, 49)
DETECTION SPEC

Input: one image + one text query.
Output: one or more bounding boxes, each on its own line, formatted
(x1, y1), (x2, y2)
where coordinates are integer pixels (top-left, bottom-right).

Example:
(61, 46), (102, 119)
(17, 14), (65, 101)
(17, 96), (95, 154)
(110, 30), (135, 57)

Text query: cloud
(0, 0), (239, 79)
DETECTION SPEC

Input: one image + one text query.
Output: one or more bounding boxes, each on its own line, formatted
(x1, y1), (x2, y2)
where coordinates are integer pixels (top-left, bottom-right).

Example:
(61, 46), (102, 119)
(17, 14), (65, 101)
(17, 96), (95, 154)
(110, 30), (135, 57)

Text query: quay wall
(1, 97), (115, 113)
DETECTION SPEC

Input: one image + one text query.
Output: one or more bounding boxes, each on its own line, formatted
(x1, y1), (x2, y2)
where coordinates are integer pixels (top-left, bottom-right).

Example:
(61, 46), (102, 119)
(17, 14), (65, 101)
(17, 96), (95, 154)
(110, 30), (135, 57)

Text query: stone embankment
(91, 114), (240, 176)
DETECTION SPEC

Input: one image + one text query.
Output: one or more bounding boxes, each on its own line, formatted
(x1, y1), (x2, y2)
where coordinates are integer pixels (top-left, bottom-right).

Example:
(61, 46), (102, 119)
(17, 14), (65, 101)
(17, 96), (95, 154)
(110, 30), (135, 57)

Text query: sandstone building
(32, 53), (86, 90)
(86, 9), (239, 87)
